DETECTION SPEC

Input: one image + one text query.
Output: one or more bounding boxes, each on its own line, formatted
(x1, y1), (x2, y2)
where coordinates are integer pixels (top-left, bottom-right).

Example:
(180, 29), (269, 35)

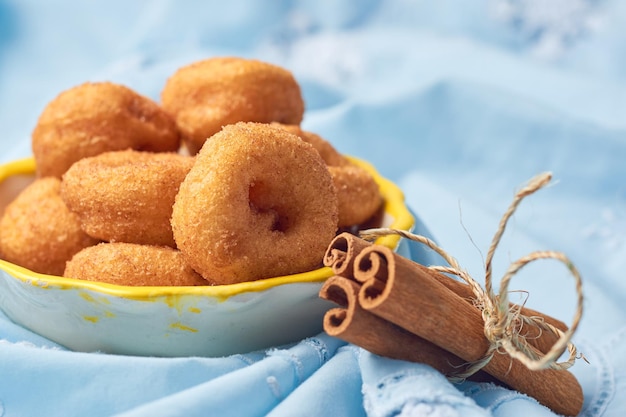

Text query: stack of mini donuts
(0, 57), (383, 286)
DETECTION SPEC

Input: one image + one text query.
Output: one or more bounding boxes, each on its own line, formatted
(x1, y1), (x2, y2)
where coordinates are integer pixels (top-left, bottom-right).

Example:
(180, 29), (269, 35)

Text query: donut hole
(248, 182), (290, 233)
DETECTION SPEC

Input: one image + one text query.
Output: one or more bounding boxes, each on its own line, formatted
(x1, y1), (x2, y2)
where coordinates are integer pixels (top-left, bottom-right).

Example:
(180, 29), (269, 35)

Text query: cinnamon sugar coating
(271, 124), (381, 227)
(161, 57), (304, 155)
(60, 150), (194, 247)
(0, 177), (99, 275)
(171, 122), (338, 284)
(328, 165), (382, 227)
(32, 82), (180, 178)
(64, 243), (208, 286)
(272, 123), (349, 167)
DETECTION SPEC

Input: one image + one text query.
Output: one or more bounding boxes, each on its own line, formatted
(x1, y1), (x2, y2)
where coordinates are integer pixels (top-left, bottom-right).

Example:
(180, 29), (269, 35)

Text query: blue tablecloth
(1, 1), (625, 416)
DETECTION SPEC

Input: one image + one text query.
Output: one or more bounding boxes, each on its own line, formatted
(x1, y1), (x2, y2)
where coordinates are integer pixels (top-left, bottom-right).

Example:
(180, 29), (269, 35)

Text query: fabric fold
(359, 350), (491, 417)
(0, 336), (264, 417)
(113, 334), (345, 417)
(266, 346), (366, 417)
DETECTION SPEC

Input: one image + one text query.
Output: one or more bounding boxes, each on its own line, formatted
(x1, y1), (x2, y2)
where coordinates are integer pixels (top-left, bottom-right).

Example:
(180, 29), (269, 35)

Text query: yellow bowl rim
(0, 156), (413, 300)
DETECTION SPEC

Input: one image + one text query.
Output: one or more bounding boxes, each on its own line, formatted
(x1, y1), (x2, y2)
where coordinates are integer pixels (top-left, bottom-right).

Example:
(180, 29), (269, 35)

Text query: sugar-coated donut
(161, 57), (304, 155)
(171, 122), (338, 284)
(0, 177), (99, 275)
(64, 243), (208, 286)
(32, 82), (181, 178)
(272, 124), (349, 167)
(61, 150), (194, 247)
(328, 165), (383, 227)
(272, 123), (382, 227)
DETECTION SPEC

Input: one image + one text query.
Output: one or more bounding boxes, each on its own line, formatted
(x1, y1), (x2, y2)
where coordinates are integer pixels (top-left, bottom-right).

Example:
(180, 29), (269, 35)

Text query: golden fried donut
(0, 177), (99, 275)
(161, 57), (304, 155)
(271, 123), (381, 226)
(32, 81), (181, 177)
(61, 150), (194, 247)
(272, 124), (349, 167)
(64, 243), (208, 286)
(328, 165), (383, 227)
(171, 122), (338, 284)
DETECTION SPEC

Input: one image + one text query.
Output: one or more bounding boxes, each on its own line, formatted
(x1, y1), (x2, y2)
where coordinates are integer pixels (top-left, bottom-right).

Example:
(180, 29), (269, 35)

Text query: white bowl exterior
(0, 237), (413, 356)
(0, 269), (330, 356)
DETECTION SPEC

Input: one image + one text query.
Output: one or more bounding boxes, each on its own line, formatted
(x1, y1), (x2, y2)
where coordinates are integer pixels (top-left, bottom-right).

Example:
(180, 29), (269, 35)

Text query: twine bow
(359, 172), (584, 376)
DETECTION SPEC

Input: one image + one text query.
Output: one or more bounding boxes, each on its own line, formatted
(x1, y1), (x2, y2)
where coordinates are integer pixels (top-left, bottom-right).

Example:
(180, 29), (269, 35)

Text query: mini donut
(171, 122), (338, 284)
(161, 57), (304, 155)
(61, 150), (194, 247)
(272, 124), (349, 167)
(0, 177), (99, 275)
(64, 243), (208, 286)
(271, 123), (381, 227)
(32, 81), (181, 178)
(328, 165), (383, 227)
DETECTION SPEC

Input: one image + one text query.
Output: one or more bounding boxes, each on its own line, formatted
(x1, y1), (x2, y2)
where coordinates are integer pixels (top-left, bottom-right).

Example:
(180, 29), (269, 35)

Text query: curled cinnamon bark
(321, 276), (470, 375)
(353, 245), (583, 417)
(323, 233), (373, 278)
(324, 232), (568, 355)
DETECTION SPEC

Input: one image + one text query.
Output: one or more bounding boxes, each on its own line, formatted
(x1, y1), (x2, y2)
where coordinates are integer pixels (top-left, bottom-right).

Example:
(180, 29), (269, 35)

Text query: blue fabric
(1, 1), (625, 416)
(359, 351), (491, 417)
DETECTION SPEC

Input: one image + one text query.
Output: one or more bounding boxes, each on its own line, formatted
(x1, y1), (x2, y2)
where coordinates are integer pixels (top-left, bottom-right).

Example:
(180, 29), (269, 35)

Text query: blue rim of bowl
(0, 156), (414, 300)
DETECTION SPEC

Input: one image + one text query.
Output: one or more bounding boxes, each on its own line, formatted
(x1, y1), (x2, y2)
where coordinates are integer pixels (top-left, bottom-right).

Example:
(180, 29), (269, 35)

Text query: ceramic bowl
(0, 156), (414, 357)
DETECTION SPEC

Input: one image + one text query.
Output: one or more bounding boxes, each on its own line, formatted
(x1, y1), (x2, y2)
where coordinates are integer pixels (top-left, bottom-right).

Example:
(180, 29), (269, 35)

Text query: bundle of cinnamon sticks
(320, 231), (583, 417)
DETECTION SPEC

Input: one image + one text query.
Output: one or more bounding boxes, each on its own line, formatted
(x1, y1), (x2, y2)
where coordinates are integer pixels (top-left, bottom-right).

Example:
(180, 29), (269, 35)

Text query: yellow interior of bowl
(0, 156), (413, 300)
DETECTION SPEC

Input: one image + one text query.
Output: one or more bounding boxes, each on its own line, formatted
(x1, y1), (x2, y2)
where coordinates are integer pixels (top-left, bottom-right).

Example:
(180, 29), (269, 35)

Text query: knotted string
(359, 172), (583, 376)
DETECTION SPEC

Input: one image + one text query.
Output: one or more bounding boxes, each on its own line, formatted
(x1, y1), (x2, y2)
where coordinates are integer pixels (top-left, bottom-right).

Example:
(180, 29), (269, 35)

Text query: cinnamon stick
(320, 276), (477, 376)
(353, 245), (583, 417)
(324, 232), (567, 355)
(323, 232), (373, 278)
